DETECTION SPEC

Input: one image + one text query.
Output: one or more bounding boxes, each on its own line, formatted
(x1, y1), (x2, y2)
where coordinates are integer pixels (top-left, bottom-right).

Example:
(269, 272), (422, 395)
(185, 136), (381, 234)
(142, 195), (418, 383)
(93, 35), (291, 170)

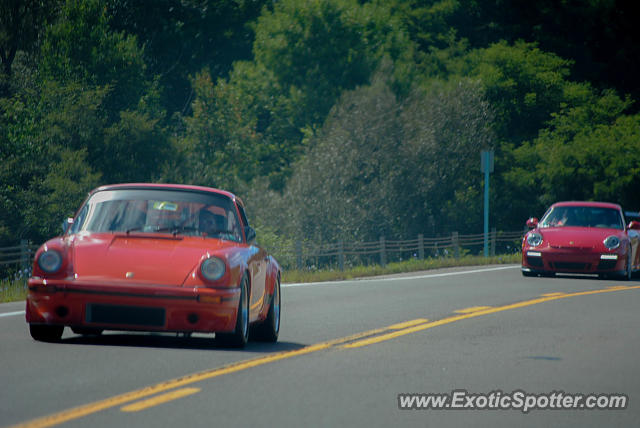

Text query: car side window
(70, 204), (88, 234)
(237, 204), (250, 228)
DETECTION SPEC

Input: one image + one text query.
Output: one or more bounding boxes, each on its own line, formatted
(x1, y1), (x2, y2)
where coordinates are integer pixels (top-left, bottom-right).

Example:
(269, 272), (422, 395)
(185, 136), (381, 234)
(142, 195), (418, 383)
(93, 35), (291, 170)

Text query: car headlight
(603, 235), (620, 250)
(38, 250), (63, 273)
(201, 257), (226, 281)
(526, 232), (543, 247)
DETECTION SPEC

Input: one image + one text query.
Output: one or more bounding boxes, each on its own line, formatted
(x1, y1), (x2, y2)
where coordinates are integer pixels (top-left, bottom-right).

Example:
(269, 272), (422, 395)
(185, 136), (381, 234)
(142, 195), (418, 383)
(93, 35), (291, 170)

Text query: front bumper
(521, 248), (625, 275)
(26, 278), (240, 333)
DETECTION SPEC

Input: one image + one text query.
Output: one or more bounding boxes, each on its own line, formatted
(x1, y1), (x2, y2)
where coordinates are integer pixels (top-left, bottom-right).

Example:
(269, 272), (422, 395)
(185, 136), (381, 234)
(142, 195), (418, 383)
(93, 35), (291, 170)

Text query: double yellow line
(11, 285), (640, 428)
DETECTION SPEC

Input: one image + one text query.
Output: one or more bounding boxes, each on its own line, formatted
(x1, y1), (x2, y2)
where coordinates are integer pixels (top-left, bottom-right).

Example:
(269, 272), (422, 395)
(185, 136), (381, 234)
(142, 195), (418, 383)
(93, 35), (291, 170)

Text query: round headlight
(201, 257), (226, 281)
(603, 235), (620, 250)
(526, 232), (543, 247)
(38, 250), (62, 273)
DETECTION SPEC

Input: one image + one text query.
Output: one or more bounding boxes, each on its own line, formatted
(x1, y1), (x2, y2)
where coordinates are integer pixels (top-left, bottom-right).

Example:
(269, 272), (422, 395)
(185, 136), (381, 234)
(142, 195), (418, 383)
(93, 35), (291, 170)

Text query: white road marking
(282, 265), (519, 287)
(0, 310), (25, 318)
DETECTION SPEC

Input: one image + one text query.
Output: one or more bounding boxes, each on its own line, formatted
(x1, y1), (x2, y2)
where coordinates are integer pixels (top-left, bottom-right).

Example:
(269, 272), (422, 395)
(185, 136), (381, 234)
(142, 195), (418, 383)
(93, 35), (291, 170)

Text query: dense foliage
(1, 0), (639, 249)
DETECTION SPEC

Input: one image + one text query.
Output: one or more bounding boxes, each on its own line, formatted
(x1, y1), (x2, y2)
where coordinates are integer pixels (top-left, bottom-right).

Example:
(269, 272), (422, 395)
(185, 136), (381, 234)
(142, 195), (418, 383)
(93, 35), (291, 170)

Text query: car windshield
(539, 206), (623, 230)
(69, 188), (243, 242)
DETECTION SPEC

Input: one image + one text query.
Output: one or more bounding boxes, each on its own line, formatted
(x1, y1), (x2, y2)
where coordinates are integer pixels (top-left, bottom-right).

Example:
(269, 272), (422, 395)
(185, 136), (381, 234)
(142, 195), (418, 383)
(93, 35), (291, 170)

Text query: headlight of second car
(603, 235), (620, 250)
(526, 232), (543, 247)
(37, 249), (63, 273)
(201, 257), (226, 281)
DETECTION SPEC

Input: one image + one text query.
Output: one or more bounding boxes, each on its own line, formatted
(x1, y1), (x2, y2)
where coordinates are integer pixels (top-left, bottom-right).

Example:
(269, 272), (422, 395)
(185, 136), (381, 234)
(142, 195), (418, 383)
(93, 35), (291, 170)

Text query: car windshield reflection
(70, 189), (243, 242)
(539, 206), (624, 230)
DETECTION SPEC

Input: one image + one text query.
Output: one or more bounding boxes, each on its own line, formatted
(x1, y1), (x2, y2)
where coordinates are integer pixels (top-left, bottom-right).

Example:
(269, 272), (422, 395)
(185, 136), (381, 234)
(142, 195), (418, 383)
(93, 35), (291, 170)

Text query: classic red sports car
(522, 201), (640, 279)
(26, 183), (281, 347)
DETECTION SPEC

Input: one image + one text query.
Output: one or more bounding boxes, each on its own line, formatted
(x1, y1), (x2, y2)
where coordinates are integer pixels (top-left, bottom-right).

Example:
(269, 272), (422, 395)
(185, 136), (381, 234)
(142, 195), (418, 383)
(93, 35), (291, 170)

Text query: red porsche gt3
(26, 183), (281, 347)
(522, 201), (640, 279)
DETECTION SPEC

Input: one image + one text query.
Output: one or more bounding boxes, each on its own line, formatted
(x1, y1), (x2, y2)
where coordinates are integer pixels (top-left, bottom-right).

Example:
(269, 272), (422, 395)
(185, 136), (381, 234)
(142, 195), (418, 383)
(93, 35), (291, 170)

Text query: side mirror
(244, 226), (256, 243)
(628, 221), (640, 231)
(62, 217), (74, 234)
(526, 217), (539, 229)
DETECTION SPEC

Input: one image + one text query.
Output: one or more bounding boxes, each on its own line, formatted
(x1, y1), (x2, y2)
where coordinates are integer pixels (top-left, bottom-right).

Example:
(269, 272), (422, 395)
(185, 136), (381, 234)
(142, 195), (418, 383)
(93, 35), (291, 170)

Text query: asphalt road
(1, 265), (639, 428)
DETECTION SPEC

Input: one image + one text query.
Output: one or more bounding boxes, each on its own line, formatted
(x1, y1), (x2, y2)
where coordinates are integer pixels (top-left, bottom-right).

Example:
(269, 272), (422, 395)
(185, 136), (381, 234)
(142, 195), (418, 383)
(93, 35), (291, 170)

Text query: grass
(282, 253), (521, 283)
(0, 278), (28, 303)
(0, 254), (522, 303)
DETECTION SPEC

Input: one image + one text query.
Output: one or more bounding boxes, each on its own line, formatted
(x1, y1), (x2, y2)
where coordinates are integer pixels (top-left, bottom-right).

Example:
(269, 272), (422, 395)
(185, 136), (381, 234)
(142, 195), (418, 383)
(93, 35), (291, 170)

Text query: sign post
(481, 150), (494, 257)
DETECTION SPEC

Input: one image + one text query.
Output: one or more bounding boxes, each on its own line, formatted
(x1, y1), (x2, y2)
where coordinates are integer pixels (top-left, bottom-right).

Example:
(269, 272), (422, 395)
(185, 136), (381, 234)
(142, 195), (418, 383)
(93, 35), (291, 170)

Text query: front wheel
(619, 251), (632, 281)
(216, 275), (249, 348)
(251, 276), (281, 342)
(29, 324), (64, 342)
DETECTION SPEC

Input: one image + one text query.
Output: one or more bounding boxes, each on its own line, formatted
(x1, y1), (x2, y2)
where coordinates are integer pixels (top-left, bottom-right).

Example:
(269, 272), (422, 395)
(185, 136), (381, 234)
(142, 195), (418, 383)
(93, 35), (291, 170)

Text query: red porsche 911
(522, 201), (640, 279)
(26, 183), (281, 347)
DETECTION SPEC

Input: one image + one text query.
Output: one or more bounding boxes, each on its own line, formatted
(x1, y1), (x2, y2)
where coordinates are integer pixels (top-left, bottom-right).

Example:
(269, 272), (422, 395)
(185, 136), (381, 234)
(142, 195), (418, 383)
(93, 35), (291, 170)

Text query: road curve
(1, 265), (638, 428)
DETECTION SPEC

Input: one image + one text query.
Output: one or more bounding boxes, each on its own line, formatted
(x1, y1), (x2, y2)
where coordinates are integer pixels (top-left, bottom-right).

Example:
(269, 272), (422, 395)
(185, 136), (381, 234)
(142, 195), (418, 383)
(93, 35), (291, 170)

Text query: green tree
(451, 0), (640, 105)
(508, 90), (639, 215)
(448, 40), (574, 144)
(106, 0), (268, 118)
(181, 0), (415, 190)
(0, 0), (59, 97)
(0, 83), (103, 245)
(40, 0), (147, 116)
(254, 67), (495, 243)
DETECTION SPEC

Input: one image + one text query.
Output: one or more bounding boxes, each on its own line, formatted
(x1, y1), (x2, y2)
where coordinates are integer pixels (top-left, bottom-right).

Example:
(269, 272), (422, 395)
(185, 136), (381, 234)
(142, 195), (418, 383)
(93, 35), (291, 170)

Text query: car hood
(537, 227), (622, 249)
(70, 233), (235, 286)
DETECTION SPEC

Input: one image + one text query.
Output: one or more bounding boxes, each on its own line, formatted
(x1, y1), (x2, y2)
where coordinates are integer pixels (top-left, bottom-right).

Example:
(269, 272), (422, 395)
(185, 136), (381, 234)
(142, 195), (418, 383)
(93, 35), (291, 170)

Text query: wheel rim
(273, 280), (280, 333)
(241, 281), (249, 338)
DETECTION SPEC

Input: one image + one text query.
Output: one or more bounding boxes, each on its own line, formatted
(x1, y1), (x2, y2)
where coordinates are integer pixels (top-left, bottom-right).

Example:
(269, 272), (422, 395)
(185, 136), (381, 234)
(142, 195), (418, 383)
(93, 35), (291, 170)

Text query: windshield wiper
(154, 225), (201, 236)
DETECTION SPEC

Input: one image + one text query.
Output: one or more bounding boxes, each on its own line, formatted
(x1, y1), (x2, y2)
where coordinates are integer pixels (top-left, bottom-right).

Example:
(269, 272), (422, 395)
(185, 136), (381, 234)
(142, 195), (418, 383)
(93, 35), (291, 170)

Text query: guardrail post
(296, 241), (303, 270)
(338, 240), (344, 271)
(452, 232), (460, 259)
(19, 239), (29, 286)
(379, 236), (387, 267)
(491, 227), (497, 257)
(418, 234), (424, 260)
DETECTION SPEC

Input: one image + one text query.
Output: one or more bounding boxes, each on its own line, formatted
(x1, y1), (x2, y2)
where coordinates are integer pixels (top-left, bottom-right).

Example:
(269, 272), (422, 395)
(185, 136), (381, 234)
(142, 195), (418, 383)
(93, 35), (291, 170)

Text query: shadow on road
(531, 273), (639, 282)
(59, 332), (306, 353)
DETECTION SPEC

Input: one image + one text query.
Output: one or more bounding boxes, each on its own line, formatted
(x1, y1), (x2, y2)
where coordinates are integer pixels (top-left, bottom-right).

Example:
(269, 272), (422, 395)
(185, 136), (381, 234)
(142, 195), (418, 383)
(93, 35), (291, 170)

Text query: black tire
(522, 270), (536, 277)
(619, 251), (632, 281)
(216, 275), (249, 348)
(71, 327), (103, 336)
(29, 324), (64, 342)
(251, 276), (281, 342)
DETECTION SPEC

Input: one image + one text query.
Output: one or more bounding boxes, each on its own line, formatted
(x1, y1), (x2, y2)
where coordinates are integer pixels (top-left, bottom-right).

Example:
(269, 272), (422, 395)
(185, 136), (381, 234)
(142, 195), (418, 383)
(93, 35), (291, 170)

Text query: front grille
(551, 262), (589, 271)
(597, 260), (617, 270)
(526, 256), (543, 268)
(86, 304), (165, 327)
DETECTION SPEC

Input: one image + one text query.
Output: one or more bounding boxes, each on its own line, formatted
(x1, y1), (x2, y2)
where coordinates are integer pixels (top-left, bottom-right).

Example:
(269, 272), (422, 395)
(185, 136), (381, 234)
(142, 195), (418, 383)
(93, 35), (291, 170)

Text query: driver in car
(199, 209), (226, 237)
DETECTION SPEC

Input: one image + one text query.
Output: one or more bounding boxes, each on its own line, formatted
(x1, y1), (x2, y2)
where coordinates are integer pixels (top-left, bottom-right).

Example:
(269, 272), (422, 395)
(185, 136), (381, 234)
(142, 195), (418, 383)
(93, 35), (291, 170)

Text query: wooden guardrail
(268, 229), (525, 271)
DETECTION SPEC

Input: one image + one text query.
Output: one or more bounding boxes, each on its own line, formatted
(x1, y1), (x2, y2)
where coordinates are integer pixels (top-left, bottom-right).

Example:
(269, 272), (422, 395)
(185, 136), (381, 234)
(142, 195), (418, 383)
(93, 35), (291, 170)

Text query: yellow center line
(540, 292), (567, 297)
(8, 323), (401, 428)
(10, 285), (640, 428)
(343, 286), (640, 349)
(454, 306), (492, 314)
(121, 388), (201, 412)
(387, 318), (429, 329)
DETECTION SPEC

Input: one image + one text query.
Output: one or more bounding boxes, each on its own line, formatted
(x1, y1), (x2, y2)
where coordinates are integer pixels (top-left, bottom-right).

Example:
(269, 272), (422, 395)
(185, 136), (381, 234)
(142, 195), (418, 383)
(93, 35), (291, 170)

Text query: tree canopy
(1, 0), (639, 251)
